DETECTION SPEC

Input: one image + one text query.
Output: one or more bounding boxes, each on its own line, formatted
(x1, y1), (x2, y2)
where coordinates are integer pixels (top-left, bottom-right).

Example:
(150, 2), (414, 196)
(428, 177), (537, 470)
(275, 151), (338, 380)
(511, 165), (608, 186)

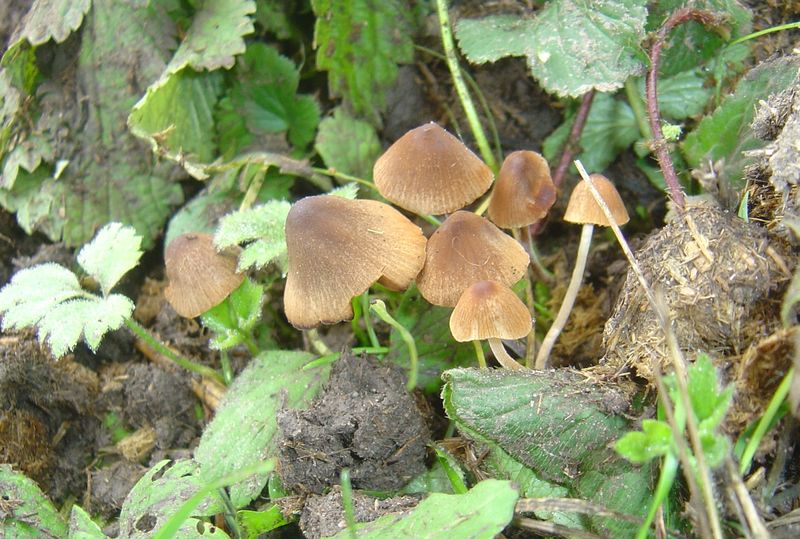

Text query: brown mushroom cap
(373, 122), (493, 215)
(283, 195), (426, 329)
(416, 211), (529, 307)
(563, 174), (630, 226)
(488, 151), (556, 228)
(449, 280), (532, 342)
(164, 233), (244, 318)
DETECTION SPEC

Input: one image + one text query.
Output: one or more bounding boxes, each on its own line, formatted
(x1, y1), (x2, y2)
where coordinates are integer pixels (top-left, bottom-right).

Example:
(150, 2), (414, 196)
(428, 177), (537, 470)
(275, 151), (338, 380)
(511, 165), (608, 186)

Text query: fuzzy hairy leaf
(315, 107), (381, 180)
(328, 479), (518, 539)
(0, 464), (68, 538)
(201, 278), (264, 350)
(455, 0), (648, 97)
(8, 0), (92, 46)
(0, 263), (84, 330)
(215, 200), (291, 272)
(77, 223), (143, 296)
(312, 0), (414, 124)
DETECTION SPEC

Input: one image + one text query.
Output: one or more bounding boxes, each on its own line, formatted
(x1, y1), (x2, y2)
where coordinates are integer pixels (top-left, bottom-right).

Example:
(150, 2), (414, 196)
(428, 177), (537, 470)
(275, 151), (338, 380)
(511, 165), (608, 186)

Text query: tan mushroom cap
(373, 122), (493, 215)
(564, 174), (630, 226)
(164, 233), (244, 318)
(283, 195), (426, 329)
(450, 280), (532, 342)
(416, 211), (529, 307)
(488, 150), (556, 228)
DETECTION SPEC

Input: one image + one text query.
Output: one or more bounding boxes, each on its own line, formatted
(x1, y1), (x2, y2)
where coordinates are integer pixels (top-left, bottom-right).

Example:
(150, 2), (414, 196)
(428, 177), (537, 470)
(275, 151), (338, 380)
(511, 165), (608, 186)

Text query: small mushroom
(164, 233), (244, 318)
(535, 174), (629, 369)
(373, 122), (494, 215)
(283, 195), (426, 329)
(416, 211), (529, 307)
(450, 280), (531, 370)
(487, 150), (556, 229)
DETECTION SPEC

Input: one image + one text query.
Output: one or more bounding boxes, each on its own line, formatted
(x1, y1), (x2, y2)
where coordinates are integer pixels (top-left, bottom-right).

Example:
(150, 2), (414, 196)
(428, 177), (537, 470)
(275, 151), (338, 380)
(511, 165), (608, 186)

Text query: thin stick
(551, 90), (595, 191)
(434, 0), (498, 172)
(488, 337), (524, 370)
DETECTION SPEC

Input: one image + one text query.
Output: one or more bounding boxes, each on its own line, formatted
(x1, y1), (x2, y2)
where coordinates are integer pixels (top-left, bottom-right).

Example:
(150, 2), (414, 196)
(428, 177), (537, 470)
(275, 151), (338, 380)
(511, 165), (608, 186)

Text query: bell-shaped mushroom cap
(488, 150), (556, 228)
(450, 280), (532, 342)
(373, 122), (493, 215)
(564, 174), (630, 226)
(416, 211), (529, 307)
(283, 195), (426, 329)
(164, 233), (244, 318)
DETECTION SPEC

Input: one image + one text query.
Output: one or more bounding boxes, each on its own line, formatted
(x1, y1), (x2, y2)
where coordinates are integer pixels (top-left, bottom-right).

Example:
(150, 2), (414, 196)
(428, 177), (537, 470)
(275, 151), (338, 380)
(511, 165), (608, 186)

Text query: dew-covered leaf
(215, 200), (292, 272)
(312, 0), (414, 124)
(315, 107), (381, 180)
(327, 479), (518, 539)
(0, 464), (68, 538)
(455, 0), (648, 97)
(195, 350), (329, 508)
(77, 223), (143, 295)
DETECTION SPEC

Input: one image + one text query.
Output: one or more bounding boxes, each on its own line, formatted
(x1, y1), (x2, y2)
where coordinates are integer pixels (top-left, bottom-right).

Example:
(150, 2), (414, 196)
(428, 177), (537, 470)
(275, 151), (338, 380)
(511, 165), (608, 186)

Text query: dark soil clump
(277, 352), (430, 494)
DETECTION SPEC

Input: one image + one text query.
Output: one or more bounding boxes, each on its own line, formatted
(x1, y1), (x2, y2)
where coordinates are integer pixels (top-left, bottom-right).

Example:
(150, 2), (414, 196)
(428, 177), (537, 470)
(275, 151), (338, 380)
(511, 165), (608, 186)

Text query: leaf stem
(434, 0), (498, 172)
(125, 319), (224, 384)
(624, 78), (652, 140)
(360, 291), (382, 351)
(472, 340), (487, 369)
(370, 299), (418, 390)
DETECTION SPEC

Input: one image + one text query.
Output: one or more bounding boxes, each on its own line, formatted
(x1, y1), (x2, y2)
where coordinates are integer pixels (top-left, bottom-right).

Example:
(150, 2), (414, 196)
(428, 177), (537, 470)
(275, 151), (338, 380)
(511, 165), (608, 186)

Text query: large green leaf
(315, 107), (381, 181)
(0, 464), (68, 538)
(455, 0), (648, 97)
(0, 0), (184, 248)
(328, 479), (518, 539)
(195, 350), (330, 508)
(8, 0), (92, 46)
(128, 0), (256, 174)
(442, 368), (653, 536)
(682, 56), (800, 193)
(312, 0), (414, 124)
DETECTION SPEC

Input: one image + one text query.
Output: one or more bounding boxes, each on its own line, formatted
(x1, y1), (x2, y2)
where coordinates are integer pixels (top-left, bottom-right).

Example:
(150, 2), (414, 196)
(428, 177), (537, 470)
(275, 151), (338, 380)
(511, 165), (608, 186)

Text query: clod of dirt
(277, 353), (430, 494)
(299, 488), (419, 539)
(602, 200), (791, 382)
(0, 409), (53, 484)
(90, 460), (147, 516)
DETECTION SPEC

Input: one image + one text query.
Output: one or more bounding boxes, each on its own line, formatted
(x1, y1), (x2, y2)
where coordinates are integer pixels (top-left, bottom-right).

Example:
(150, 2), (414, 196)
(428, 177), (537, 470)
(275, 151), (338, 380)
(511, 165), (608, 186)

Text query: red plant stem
(530, 90), (595, 237)
(647, 8), (722, 211)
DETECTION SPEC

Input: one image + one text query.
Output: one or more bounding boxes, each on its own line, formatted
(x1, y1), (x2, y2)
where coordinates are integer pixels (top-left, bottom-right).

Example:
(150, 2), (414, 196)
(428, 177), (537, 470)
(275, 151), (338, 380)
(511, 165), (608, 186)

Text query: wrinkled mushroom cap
(416, 211), (529, 307)
(564, 174), (630, 226)
(373, 122), (493, 215)
(164, 233), (244, 318)
(488, 151), (556, 228)
(283, 195), (426, 329)
(450, 280), (532, 342)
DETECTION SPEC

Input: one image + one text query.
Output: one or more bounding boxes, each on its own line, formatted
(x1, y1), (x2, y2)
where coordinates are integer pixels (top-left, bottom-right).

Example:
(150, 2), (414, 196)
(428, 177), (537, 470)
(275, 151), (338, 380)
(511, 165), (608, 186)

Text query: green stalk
(434, 0), (498, 172)
(125, 319), (224, 384)
(306, 328), (333, 356)
(236, 329), (259, 356)
(624, 78), (652, 140)
(340, 468), (357, 539)
(311, 167), (379, 192)
(220, 350), (233, 386)
(239, 166), (266, 212)
(370, 299), (418, 390)
(636, 453), (679, 539)
(472, 340), (487, 369)
(360, 291), (382, 350)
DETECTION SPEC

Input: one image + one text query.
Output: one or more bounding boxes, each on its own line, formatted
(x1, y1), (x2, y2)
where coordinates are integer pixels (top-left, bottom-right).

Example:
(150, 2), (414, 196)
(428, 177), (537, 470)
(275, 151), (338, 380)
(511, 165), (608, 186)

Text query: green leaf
(682, 56), (800, 194)
(615, 419), (673, 463)
(119, 459), (230, 537)
(128, 0), (256, 173)
(214, 200), (292, 272)
(315, 107), (381, 180)
(77, 223), (144, 296)
(329, 182), (359, 200)
(638, 69), (713, 120)
(328, 479), (518, 539)
(700, 432), (729, 468)
(443, 368), (652, 536)
(401, 461), (456, 495)
(0, 263), (84, 329)
(0, 464), (68, 538)
(201, 278), (264, 350)
(687, 354), (719, 422)
(388, 292), (476, 393)
(195, 350), (330, 508)
(7, 0), (91, 46)
(239, 506), (289, 538)
(312, 0), (414, 124)
(69, 505), (107, 539)
(455, 1), (648, 97)
(543, 93), (639, 174)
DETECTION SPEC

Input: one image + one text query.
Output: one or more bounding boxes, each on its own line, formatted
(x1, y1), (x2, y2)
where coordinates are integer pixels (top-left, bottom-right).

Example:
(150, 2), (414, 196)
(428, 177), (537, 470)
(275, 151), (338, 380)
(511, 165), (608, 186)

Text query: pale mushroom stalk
(535, 223), (593, 369)
(488, 338), (524, 370)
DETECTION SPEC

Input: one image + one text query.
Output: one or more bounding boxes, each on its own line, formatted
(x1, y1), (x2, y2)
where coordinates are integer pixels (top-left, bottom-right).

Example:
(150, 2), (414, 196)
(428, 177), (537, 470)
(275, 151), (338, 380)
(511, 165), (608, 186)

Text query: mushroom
(534, 174), (629, 369)
(415, 210), (529, 307)
(487, 150), (556, 229)
(449, 280), (531, 370)
(164, 232), (244, 318)
(373, 122), (493, 215)
(283, 195), (426, 329)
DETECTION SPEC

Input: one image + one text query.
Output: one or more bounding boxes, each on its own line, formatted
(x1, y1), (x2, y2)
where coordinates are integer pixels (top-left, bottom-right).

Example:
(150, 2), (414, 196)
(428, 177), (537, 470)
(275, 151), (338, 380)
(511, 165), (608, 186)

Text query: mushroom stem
(488, 338), (524, 370)
(535, 223), (594, 369)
